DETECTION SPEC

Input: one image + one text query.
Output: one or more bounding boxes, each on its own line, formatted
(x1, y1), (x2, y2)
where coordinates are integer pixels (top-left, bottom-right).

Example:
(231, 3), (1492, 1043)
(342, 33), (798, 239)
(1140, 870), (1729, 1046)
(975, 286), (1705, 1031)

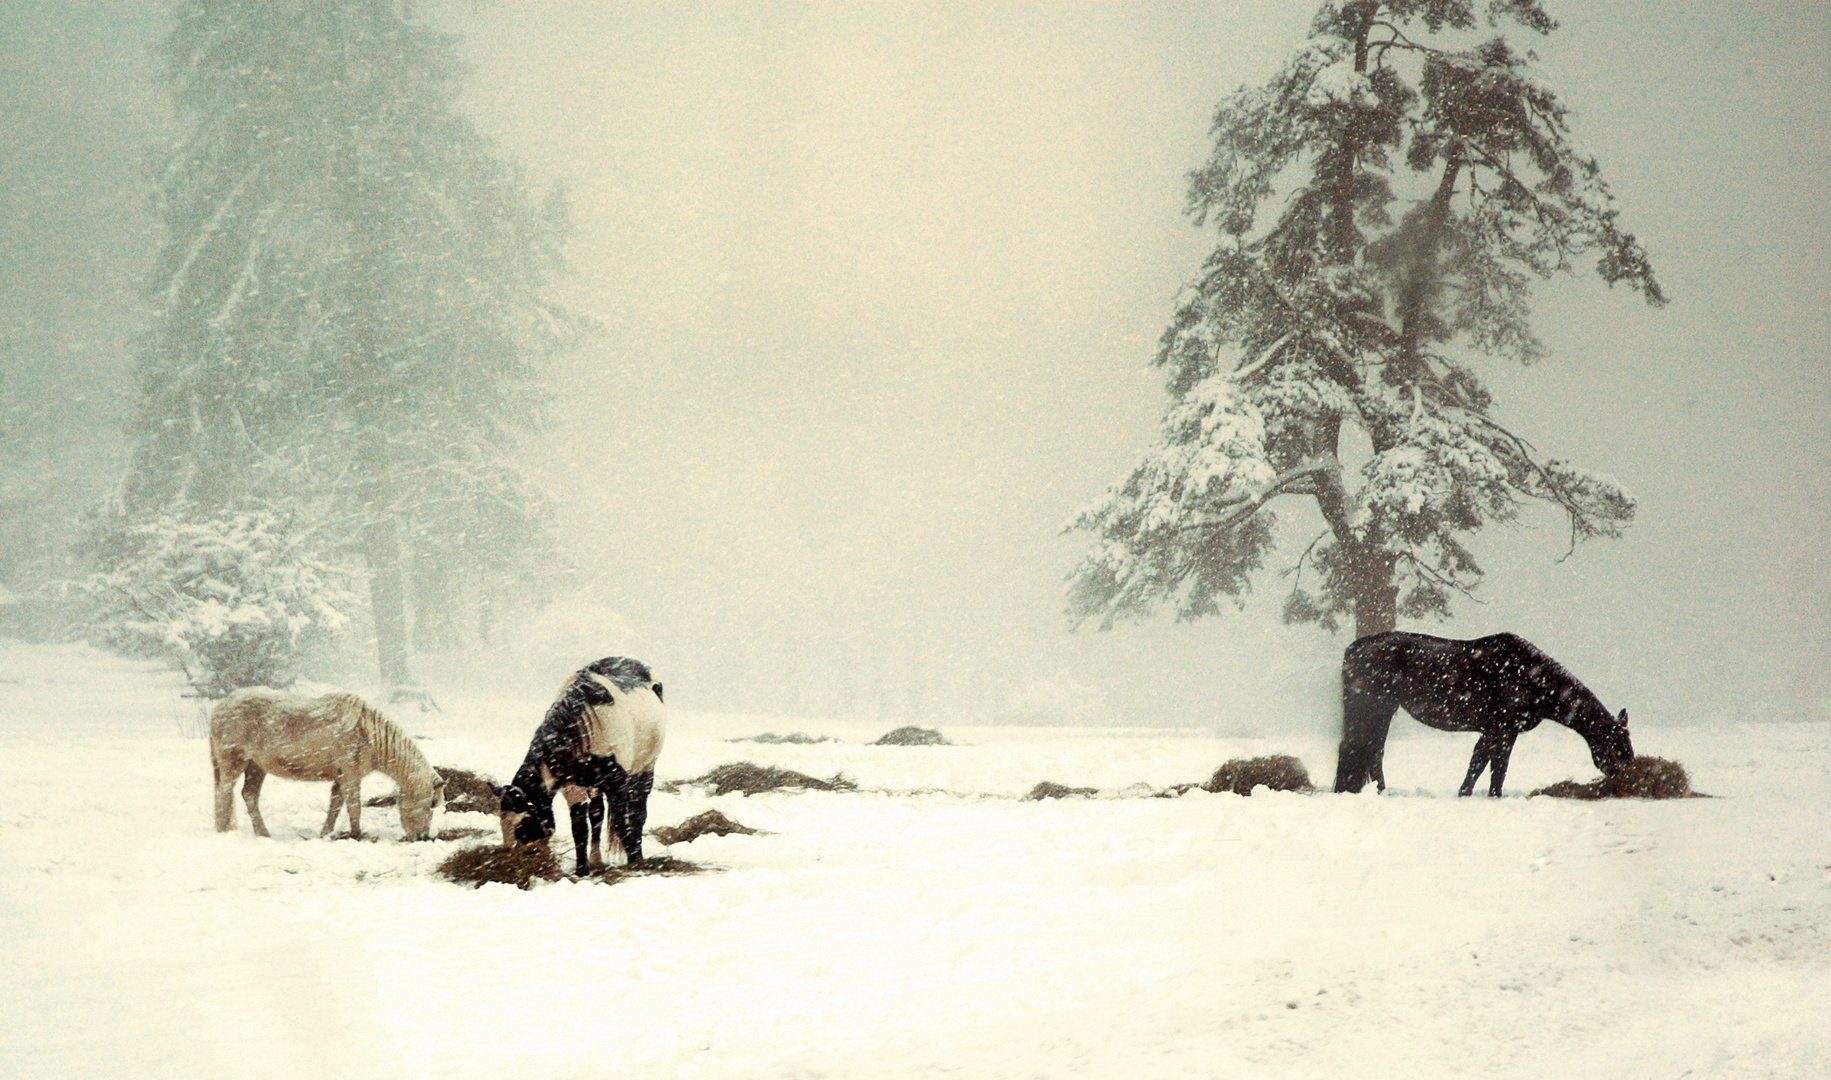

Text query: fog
(2, 1), (1825, 730)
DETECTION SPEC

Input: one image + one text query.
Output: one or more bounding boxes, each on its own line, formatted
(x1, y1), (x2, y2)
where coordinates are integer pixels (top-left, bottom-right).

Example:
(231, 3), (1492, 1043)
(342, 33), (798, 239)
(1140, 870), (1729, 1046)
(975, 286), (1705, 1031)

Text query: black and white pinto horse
(494, 657), (666, 872)
(1334, 631), (1634, 798)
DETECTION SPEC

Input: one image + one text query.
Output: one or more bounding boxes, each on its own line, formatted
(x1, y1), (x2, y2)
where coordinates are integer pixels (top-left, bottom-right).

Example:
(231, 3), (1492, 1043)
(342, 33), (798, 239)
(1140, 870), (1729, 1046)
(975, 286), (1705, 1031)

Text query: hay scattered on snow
(1204, 755), (1314, 796)
(590, 856), (704, 886)
(437, 844), (561, 890)
(364, 765), (498, 812)
(436, 766), (500, 814)
(1531, 756), (1701, 800)
(729, 732), (835, 744)
(1025, 781), (1099, 801)
(873, 726), (950, 746)
(668, 762), (858, 796)
(650, 810), (760, 845)
(435, 826), (492, 841)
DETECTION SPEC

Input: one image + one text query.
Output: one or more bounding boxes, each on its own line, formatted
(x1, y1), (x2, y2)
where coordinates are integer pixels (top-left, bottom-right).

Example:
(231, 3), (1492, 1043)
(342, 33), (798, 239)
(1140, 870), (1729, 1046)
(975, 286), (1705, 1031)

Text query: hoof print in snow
(872, 726), (950, 746)
(649, 810), (760, 845)
(1203, 755), (1314, 796)
(437, 843), (562, 890)
(1025, 781), (1099, 801)
(667, 762), (858, 796)
(1531, 756), (1701, 800)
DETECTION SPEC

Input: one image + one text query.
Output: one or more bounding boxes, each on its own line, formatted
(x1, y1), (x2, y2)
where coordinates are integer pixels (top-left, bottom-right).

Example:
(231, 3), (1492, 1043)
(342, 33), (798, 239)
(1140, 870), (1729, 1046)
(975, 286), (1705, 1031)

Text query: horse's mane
(327, 694), (434, 792)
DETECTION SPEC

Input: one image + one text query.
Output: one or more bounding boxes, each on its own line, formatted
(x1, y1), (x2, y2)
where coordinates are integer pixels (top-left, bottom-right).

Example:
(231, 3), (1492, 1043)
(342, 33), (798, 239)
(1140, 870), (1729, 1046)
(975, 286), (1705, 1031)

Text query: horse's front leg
(321, 779), (344, 836)
(561, 784), (594, 874)
(1486, 729), (1521, 798)
(1459, 732), (1497, 798)
(342, 770), (363, 839)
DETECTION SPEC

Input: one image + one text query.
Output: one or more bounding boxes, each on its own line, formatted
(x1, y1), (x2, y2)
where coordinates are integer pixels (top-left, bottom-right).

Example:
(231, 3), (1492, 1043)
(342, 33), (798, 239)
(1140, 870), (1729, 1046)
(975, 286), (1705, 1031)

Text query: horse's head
(398, 774), (441, 841)
(492, 783), (550, 846)
(1589, 707), (1634, 777)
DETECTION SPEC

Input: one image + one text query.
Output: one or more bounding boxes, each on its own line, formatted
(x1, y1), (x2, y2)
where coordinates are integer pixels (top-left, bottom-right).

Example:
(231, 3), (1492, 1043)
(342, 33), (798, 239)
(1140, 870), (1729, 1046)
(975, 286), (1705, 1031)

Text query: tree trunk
(1347, 543), (1398, 640)
(363, 516), (411, 688)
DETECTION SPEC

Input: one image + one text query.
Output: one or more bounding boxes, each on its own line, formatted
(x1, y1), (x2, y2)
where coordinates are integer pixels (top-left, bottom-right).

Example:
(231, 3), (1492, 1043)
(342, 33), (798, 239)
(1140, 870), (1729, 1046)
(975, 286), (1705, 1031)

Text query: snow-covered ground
(1, 642), (1826, 1079)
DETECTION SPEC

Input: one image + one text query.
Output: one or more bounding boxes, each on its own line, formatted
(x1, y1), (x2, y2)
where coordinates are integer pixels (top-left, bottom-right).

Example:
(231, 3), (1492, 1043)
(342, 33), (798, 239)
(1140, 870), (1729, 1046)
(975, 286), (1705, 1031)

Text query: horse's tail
(1335, 643), (1398, 794)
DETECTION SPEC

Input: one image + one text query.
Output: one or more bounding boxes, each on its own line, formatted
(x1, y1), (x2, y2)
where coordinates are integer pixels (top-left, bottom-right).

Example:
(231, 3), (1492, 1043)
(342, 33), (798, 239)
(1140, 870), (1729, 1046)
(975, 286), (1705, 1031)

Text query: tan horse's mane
(327, 693), (437, 801)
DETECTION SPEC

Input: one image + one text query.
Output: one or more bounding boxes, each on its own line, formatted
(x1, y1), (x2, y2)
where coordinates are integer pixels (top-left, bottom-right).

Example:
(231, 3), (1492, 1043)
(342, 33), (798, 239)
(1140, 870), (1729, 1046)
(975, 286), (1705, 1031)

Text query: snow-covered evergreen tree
(87, 505), (355, 698)
(112, 0), (588, 687)
(1068, 0), (1663, 639)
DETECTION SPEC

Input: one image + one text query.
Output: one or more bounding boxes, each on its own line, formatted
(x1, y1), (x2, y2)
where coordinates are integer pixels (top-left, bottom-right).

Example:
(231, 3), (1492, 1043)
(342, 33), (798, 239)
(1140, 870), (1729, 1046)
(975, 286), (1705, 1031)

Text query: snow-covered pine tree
(1068, 0), (1663, 640)
(86, 505), (356, 698)
(115, 0), (588, 688)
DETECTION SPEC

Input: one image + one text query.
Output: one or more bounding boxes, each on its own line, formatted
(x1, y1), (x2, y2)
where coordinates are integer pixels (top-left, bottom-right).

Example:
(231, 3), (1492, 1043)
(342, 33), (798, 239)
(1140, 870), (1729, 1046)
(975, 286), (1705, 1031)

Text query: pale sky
(5, 1), (1827, 730)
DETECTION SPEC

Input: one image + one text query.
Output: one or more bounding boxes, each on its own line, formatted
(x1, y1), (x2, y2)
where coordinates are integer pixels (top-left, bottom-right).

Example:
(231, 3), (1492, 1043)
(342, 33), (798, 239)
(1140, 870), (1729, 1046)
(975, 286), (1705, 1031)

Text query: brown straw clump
(436, 767), (501, 814)
(670, 762), (858, 796)
(366, 765), (500, 811)
(1531, 755), (1699, 800)
(592, 856), (704, 886)
(437, 843), (562, 889)
(729, 732), (835, 744)
(1024, 781), (1100, 801)
(1204, 755), (1314, 796)
(872, 726), (951, 746)
(650, 810), (760, 846)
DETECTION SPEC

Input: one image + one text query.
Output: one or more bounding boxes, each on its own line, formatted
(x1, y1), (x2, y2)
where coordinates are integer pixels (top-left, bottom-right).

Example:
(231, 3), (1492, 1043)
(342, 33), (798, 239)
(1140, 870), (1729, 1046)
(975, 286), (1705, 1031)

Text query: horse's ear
(652, 682), (664, 703)
(1618, 708), (1629, 727)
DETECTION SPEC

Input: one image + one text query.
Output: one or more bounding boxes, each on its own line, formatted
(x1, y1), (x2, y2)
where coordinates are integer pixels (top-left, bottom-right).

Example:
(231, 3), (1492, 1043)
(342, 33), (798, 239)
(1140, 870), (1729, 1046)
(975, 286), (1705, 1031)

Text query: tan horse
(210, 688), (443, 840)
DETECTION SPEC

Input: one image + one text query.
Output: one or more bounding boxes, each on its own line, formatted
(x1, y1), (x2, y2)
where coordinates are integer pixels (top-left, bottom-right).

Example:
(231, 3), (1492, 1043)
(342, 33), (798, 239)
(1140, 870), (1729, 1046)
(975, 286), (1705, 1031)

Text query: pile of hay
(729, 732), (835, 744)
(364, 765), (499, 812)
(650, 810), (759, 845)
(669, 762), (859, 796)
(592, 856), (703, 886)
(1204, 755), (1314, 796)
(437, 844), (561, 889)
(873, 726), (950, 746)
(1024, 781), (1100, 800)
(1531, 756), (1700, 800)
(436, 767), (501, 814)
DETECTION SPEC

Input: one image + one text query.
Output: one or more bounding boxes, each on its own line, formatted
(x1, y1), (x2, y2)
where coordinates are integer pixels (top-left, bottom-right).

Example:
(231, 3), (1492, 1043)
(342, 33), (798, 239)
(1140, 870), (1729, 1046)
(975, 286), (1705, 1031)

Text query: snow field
(2, 642), (1827, 1079)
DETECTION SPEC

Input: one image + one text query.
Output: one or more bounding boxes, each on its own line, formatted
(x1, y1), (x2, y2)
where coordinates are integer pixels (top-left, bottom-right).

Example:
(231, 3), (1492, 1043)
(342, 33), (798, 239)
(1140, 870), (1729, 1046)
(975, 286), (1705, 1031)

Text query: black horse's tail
(1335, 640), (1398, 793)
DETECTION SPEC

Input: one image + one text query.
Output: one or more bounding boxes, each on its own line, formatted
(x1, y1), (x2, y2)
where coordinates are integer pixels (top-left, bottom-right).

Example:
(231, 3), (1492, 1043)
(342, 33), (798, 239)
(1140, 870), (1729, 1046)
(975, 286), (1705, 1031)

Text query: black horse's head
(1589, 707), (1635, 776)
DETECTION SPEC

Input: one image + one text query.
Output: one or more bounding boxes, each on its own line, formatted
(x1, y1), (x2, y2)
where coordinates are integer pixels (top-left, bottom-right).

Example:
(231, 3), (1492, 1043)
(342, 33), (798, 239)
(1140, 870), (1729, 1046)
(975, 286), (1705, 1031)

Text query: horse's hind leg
(614, 772), (654, 865)
(241, 763), (271, 837)
(213, 749), (242, 832)
(321, 779), (344, 836)
(588, 791), (605, 869)
(1459, 732), (1498, 797)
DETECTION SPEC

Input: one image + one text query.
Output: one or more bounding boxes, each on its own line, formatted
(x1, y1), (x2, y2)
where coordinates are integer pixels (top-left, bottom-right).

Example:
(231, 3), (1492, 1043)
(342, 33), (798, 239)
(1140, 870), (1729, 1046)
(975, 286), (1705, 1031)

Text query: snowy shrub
(87, 508), (356, 698)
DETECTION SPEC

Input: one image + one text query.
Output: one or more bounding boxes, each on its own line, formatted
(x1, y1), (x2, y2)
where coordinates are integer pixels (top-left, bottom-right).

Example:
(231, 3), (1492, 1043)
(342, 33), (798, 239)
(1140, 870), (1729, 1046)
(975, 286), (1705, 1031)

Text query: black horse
(494, 657), (667, 872)
(1334, 631), (1633, 797)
